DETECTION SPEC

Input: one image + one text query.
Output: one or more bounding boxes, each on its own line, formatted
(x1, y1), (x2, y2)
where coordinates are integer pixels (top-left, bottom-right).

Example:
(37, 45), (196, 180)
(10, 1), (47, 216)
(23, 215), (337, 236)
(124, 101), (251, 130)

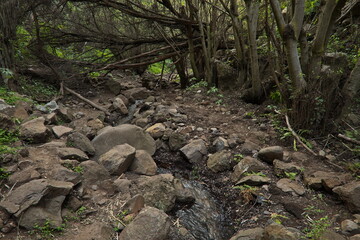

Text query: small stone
(98, 144), (136, 175)
(129, 150), (157, 176)
(146, 123), (166, 139)
(57, 148), (89, 161)
(341, 219), (359, 233)
(52, 126), (73, 138)
(258, 146), (283, 164)
(276, 178), (306, 196)
(236, 175), (271, 186)
(180, 139), (207, 163)
(207, 150), (232, 173)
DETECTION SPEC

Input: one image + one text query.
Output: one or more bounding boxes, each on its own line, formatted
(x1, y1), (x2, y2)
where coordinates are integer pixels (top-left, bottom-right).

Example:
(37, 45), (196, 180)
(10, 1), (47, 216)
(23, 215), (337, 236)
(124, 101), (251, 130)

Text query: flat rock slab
(276, 178), (306, 196)
(52, 125), (73, 138)
(304, 171), (353, 191)
(236, 175), (271, 186)
(57, 147), (89, 161)
(19, 117), (51, 143)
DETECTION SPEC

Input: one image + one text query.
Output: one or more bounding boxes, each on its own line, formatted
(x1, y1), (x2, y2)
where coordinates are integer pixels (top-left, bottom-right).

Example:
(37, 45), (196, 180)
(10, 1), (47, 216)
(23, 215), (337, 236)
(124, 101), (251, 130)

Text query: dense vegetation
(0, 0), (359, 131)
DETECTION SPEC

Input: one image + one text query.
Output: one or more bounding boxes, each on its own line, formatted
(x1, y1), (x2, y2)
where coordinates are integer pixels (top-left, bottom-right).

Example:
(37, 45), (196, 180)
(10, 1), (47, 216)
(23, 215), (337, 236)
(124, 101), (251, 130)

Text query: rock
(276, 178), (306, 196)
(79, 161), (111, 186)
(341, 219), (359, 234)
(119, 206), (171, 240)
(207, 150), (232, 172)
(240, 140), (260, 155)
(212, 137), (229, 152)
(67, 132), (95, 156)
(129, 150), (157, 176)
(133, 174), (176, 212)
(273, 160), (303, 177)
(8, 167), (41, 186)
(56, 107), (73, 123)
(49, 166), (81, 184)
(19, 117), (51, 143)
(66, 196), (83, 211)
(0, 99), (13, 111)
(236, 175), (271, 186)
(320, 230), (347, 240)
(123, 87), (150, 100)
(229, 227), (264, 240)
(258, 146), (283, 164)
(113, 97), (128, 115)
(282, 200), (304, 219)
(92, 124), (156, 158)
(333, 181), (360, 212)
(57, 147), (89, 161)
(76, 222), (114, 240)
(52, 125), (73, 138)
(304, 171), (352, 191)
(0, 179), (73, 229)
(231, 157), (268, 182)
(113, 178), (131, 198)
(135, 118), (149, 128)
(98, 144), (136, 176)
(105, 78), (123, 95)
(0, 113), (14, 130)
(350, 234), (360, 240)
(263, 224), (301, 240)
(40, 141), (67, 148)
(180, 139), (207, 163)
(123, 194), (145, 214)
(169, 132), (187, 151)
(146, 123), (166, 139)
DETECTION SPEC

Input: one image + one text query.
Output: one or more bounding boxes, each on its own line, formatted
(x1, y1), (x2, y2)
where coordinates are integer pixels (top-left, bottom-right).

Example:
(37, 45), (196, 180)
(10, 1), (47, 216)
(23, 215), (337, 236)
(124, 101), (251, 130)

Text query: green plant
(0, 129), (20, 158)
(0, 87), (32, 105)
(76, 206), (87, 216)
(270, 90), (282, 103)
(62, 163), (84, 174)
(233, 153), (244, 163)
(270, 213), (288, 224)
(232, 184), (258, 192)
(284, 171), (298, 180)
(0, 168), (11, 180)
(18, 79), (58, 100)
(215, 99), (223, 105)
(303, 216), (331, 239)
(30, 220), (65, 240)
(347, 162), (360, 175)
(186, 80), (208, 91)
(243, 171), (267, 177)
(207, 86), (219, 94)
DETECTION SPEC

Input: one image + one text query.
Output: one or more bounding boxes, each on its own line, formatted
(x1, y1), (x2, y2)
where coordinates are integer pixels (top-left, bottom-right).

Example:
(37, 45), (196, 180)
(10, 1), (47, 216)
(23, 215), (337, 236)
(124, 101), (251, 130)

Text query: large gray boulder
(92, 124), (156, 158)
(19, 117), (51, 143)
(67, 132), (95, 156)
(0, 179), (73, 229)
(98, 144), (136, 176)
(119, 206), (171, 240)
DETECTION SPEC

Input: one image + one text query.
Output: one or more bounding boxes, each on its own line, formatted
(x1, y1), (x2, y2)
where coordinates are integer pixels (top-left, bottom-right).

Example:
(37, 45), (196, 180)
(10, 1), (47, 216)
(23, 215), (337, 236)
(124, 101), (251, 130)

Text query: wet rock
(133, 174), (176, 212)
(123, 194), (145, 214)
(98, 144), (136, 176)
(231, 157), (268, 182)
(333, 181), (360, 212)
(8, 167), (41, 186)
(236, 175), (271, 186)
(273, 160), (303, 177)
(169, 132), (187, 151)
(263, 224), (302, 240)
(52, 125), (73, 138)
(113, 97), (128, 115)
(320, 230), (347, 240)
(207, 150), (232, 172)
(123, 87), (150, 100)
(77, 222), (114, 240)
(0, 113), (14, 130)
(212, 137), (229, 152)
(0, 179), (73, 229)
(146, 123), (166, 139)
(49, 166), (81, 184)
(304, 171), (352, 191)
(57, 147), (89, 161)
(180, 139), (207, 163)
(119, 206), (171, 240)
(341, 219), (359, 234)
(276, 178), (306, 196)
(229, 227), (264, 240)
(19, 117), (51, 143)
(129, 150), (157, 176)
(80, 161), (111, 186)
(258, 146), (283, 164)
(67, 132), (95, 156)
(92, 124), (156, 158)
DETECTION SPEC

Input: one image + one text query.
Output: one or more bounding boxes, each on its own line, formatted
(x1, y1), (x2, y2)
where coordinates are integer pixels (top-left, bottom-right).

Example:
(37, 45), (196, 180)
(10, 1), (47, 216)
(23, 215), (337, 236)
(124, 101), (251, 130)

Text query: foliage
(347, 162), (360, 177)
(0, 168), (11, 180)
(284, 171), (298, 180)
(147, 59), (174, 74)
(62, 163), (84, 174)
(30, 220), (65, 240)
(186, 80), (208, 91)
(303, 216), (331, 239)
(0, 87), (32, 105)
(233, 153), (244, 163)
(270, 90), (282, 104)
(18, 79), (58, 100)
(243, 171), (267, 177)
(270, 213), (288, 224)
(0, 129), (20, 158)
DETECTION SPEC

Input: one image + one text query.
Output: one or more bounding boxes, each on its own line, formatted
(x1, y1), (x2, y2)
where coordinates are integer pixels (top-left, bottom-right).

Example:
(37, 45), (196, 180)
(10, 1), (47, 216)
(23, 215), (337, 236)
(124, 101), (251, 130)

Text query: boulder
(56, 107), (73, 123)
(146, 123), (166, 139)
(304, 171), (352, 191)
(113, 97), (128, 115)
(333, 181), (360, 213)
(57, 147), (89, 161)
(133, 174), (176, 212)
(350, 235), (360, 240)
(273, 160), (303, 177)
(52, 126), (73, 138)
(341, 219), (359, 234)
(92, 124), (156, 158)
(123, 87), (150, 100)
(123, 194), (145, 214)
(8, 167), (41, 186)
(263, 224), (302, 240)
(77, 222), (114, 240)
(229, 227), (264, 240)
(180, 139), (207, 163)
(19, 117), (51, 143)
(119, 207), (171, 240)
(79, 161), (111, 186)
(49, 166), (81, 184)
(67, 132), (95, 156)
(207, 150), (232, 172)
(0, 179), (73, 229)
(320, 230), (347, 240)
(129, 150), (157, 176)
(98, 144), (136, 176)
(276, 178), (306, 196)
(258, 146), (283, 164)
(169, 132), (187, 151)
(231, 157), (268, 182)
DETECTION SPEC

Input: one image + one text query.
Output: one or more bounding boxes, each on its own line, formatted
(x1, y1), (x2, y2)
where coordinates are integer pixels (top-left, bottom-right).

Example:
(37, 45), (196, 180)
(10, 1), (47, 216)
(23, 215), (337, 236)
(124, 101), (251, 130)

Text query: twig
(7, 181), (17, 197)
(338, 134), (360, 145)
(64, 86), (110, 116)
(284, 114), (318, 156)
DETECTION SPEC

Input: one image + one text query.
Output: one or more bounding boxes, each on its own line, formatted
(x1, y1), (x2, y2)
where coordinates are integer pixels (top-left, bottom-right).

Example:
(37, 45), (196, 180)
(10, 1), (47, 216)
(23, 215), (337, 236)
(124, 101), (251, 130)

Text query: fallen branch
(64, 86), (110, 115)
(284, 114), (318, 156)
(338, 134), (360, 145)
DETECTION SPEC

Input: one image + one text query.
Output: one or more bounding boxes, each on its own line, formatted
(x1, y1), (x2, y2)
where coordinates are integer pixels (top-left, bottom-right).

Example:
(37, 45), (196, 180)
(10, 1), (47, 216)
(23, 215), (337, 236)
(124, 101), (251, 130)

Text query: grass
(18, 78), (58, 100)
(30, 220), (65, 240)
(0, 128), (20, 158)
(0, 168), (11, 180)
(0, 87), (32, 105)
